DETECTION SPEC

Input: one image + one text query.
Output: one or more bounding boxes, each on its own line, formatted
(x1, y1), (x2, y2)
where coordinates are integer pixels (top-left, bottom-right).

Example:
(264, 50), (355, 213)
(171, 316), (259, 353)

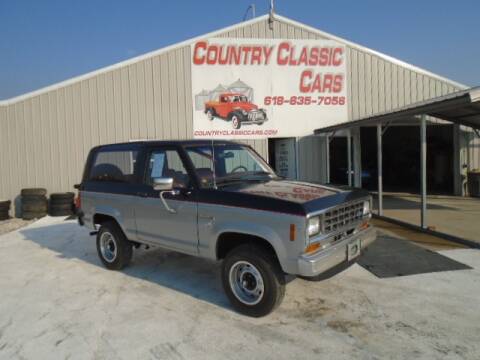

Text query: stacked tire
(49, 192), (74, 217)
(21, 188), (48, 220)
(0, 200), (11, 220)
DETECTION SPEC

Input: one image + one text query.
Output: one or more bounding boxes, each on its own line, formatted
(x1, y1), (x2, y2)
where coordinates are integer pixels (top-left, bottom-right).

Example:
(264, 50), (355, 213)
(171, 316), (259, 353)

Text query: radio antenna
(211, 139), (217, 189)
(268, 0), (275, 30)
(243, 4), (256, 21)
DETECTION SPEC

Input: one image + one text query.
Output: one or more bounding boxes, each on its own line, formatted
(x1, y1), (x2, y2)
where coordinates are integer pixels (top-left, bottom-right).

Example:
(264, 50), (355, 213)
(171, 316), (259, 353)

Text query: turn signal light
(305, 242), (321, 254)
(359, 221), (369, 231)
(289, 224), (296, 241)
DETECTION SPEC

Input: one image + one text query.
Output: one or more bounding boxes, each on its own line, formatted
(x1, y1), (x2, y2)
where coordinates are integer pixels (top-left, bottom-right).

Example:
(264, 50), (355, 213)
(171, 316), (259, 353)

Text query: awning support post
(377, 124), (383, 216)
(326, 135), (330, 183)
(347, 129), (352, 187)
(420, 114), (427, 229)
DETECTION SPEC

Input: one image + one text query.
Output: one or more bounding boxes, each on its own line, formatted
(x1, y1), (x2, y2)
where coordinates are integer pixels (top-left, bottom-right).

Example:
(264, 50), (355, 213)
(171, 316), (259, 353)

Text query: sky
(0, 0), (478, 100)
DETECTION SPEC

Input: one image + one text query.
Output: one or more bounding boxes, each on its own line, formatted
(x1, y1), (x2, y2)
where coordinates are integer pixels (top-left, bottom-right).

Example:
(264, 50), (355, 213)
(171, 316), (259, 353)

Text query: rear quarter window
(89, 150), (139, 183)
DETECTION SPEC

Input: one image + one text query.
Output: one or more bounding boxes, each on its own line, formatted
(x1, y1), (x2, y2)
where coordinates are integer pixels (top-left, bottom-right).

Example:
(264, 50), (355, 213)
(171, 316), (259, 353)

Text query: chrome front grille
(323, 201), (364, 234)
(248, 111), (266, 121)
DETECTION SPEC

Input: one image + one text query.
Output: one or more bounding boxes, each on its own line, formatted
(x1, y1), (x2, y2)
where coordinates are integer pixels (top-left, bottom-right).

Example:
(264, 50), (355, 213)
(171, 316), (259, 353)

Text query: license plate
(347, 239), (361, 261)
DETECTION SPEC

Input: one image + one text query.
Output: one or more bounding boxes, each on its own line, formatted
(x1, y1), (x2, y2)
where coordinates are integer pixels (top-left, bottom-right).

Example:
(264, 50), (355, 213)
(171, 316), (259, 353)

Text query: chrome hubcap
(99, 231), (117, 263)
(229, 261), (264, 305)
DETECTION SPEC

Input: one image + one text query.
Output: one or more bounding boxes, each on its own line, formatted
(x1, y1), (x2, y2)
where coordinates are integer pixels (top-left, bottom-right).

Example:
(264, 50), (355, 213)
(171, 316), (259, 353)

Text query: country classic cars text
(192, 40), (345, 93)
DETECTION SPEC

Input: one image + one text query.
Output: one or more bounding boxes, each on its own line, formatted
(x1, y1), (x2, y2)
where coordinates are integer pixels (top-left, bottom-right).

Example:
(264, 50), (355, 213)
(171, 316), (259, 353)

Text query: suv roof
(93, 139), (245, 151)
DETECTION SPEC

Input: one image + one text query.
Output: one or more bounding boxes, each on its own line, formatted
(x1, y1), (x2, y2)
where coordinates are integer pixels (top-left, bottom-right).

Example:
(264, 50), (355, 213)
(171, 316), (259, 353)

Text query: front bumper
(297, 226), (376, 277)
(244, 110), (267, 124)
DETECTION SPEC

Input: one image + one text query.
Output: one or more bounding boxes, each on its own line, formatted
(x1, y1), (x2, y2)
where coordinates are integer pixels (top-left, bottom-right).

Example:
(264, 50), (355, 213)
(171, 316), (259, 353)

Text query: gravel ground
(0, 216), (479, 359)
(0, 217), (35, 236)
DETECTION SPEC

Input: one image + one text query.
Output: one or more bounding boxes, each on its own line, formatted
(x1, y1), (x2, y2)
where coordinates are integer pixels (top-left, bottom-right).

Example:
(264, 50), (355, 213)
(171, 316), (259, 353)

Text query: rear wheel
(222, 244), (285, 317)
(206, 109), (214, 121)
(96, 221), (133, 270)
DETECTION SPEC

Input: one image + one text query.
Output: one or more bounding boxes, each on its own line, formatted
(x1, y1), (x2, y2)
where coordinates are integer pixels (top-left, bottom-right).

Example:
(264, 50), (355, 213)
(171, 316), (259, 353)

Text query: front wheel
(222, 244), (285, 317)
(96, 221), (133, 270)
(231, 115), (242, 130)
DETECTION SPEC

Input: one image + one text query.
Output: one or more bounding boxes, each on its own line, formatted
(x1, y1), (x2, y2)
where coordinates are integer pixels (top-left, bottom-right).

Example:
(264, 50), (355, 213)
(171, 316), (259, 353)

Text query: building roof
(94, 139), (247, 151)
(314, 87), (480, 133)
(0, 13), (467, 106)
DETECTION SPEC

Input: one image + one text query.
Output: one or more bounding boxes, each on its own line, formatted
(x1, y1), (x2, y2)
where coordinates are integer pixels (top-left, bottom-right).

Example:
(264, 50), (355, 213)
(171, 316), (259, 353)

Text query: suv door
(134, 146), (198, 254)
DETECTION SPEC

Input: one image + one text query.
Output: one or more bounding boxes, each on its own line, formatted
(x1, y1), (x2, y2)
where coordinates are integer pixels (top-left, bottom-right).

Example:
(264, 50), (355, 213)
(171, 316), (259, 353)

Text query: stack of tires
(49, 193), (75, 216)
(21, 188), (48, 220)
(0, 200), (11, 220)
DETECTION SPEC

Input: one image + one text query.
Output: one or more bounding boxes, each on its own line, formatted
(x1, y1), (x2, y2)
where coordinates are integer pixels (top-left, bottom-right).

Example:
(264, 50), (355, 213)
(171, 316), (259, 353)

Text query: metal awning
(314, 86), (480, 134)
(312, 86), (480, 245)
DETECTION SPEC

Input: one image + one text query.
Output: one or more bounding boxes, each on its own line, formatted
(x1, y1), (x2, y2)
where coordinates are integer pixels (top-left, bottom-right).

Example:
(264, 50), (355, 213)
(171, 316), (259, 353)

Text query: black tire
(50, 193), (74, 202)
(21, 188), (47, 196)
(22, 211), (46, 220)
(49, 203), (73, 216)
(222, 243), (285, 317)
(0, 200), (11, 211)
(50, 203), (73, 210)
(96, 221), (133, 270)
(0, 210), (9, 221)
(230, 113), (242, 130)
(50, 200), (74, 208)
(22, 195), (47, 203)
(22, 203), (48, 212)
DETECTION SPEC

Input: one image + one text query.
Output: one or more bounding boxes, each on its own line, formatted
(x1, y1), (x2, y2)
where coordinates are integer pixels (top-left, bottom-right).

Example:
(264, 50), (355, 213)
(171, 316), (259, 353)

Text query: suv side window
(89, 150), (139, 183)
(147, 149), (190, 189)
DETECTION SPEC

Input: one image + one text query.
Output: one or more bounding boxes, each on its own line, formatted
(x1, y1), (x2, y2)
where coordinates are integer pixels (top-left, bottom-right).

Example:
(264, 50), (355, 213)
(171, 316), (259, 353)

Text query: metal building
(0, 14), (473, 211)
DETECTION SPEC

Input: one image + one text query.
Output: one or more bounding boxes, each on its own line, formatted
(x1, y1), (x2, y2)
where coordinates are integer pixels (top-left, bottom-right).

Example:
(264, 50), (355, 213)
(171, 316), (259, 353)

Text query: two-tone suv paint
(76, 140), (376, 317)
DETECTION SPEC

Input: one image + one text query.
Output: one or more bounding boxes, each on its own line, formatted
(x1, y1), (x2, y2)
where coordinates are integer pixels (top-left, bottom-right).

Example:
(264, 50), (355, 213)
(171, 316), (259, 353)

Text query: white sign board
(191, 38), (348, 139)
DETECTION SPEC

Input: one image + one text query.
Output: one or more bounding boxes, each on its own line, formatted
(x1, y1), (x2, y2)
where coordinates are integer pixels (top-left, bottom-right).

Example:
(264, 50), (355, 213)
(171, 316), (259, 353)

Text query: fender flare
(214, 221), (289, 272)
(91, 206), (126, 233)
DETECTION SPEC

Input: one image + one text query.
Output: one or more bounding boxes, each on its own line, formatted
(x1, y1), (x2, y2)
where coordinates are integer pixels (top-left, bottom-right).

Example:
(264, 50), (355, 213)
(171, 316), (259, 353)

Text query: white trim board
(0, 13), (467, 106)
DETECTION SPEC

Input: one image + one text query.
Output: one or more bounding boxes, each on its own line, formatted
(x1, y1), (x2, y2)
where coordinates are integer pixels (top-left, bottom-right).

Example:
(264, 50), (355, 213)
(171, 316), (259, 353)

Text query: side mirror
(152, 177), (173, 191)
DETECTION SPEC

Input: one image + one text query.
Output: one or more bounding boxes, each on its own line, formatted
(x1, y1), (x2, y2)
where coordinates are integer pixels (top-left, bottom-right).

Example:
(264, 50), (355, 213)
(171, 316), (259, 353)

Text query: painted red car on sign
(204, 93), (267, 129)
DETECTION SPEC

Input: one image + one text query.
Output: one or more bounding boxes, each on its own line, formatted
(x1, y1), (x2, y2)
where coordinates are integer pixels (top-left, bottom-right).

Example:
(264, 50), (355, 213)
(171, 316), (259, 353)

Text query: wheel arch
(92, 210), (127, 236)
(215, 231), (290, 274)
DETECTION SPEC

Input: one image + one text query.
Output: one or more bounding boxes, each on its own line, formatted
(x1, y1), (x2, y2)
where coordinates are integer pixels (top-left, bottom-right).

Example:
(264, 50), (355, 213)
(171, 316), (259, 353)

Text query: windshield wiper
(216, 171), (274, 184)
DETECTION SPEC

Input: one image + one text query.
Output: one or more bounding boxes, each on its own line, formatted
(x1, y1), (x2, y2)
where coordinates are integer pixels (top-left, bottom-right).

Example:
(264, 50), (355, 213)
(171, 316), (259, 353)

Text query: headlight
(307, 216), (321, 237)
(241, 110), (248, 115)
(363, 200), (371, 216)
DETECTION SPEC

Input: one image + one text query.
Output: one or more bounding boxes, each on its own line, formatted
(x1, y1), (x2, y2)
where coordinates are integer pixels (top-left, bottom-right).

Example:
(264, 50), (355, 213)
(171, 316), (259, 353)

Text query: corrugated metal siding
(0, 17), (466, 206)
(466, 129), (480, 170)
(297, 136), (328, 183)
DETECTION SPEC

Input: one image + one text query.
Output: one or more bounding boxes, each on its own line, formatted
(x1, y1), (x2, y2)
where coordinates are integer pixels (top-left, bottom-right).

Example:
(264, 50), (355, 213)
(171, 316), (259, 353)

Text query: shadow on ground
(18, 220), (472, 311)
(19, 221), (234, 311)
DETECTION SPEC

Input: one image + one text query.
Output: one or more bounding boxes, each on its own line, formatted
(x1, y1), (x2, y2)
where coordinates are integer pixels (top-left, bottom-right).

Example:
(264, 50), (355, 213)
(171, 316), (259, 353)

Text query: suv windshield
(185, 144), (275, 188)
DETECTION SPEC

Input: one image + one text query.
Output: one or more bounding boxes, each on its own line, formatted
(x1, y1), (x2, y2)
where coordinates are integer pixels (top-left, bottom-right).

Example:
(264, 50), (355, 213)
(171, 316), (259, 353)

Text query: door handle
(160, 190), (180, 214)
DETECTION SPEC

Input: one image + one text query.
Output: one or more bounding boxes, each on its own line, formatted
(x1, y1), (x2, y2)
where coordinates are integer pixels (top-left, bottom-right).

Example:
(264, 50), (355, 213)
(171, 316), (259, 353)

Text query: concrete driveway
(0, 217), (479, 359)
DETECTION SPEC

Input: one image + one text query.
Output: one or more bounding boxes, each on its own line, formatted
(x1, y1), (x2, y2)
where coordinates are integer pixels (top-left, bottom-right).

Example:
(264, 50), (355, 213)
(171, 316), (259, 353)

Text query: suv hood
(213, 179), (369, 216)
(234, 103), (258, 112)
(227, 180), (337, 203)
